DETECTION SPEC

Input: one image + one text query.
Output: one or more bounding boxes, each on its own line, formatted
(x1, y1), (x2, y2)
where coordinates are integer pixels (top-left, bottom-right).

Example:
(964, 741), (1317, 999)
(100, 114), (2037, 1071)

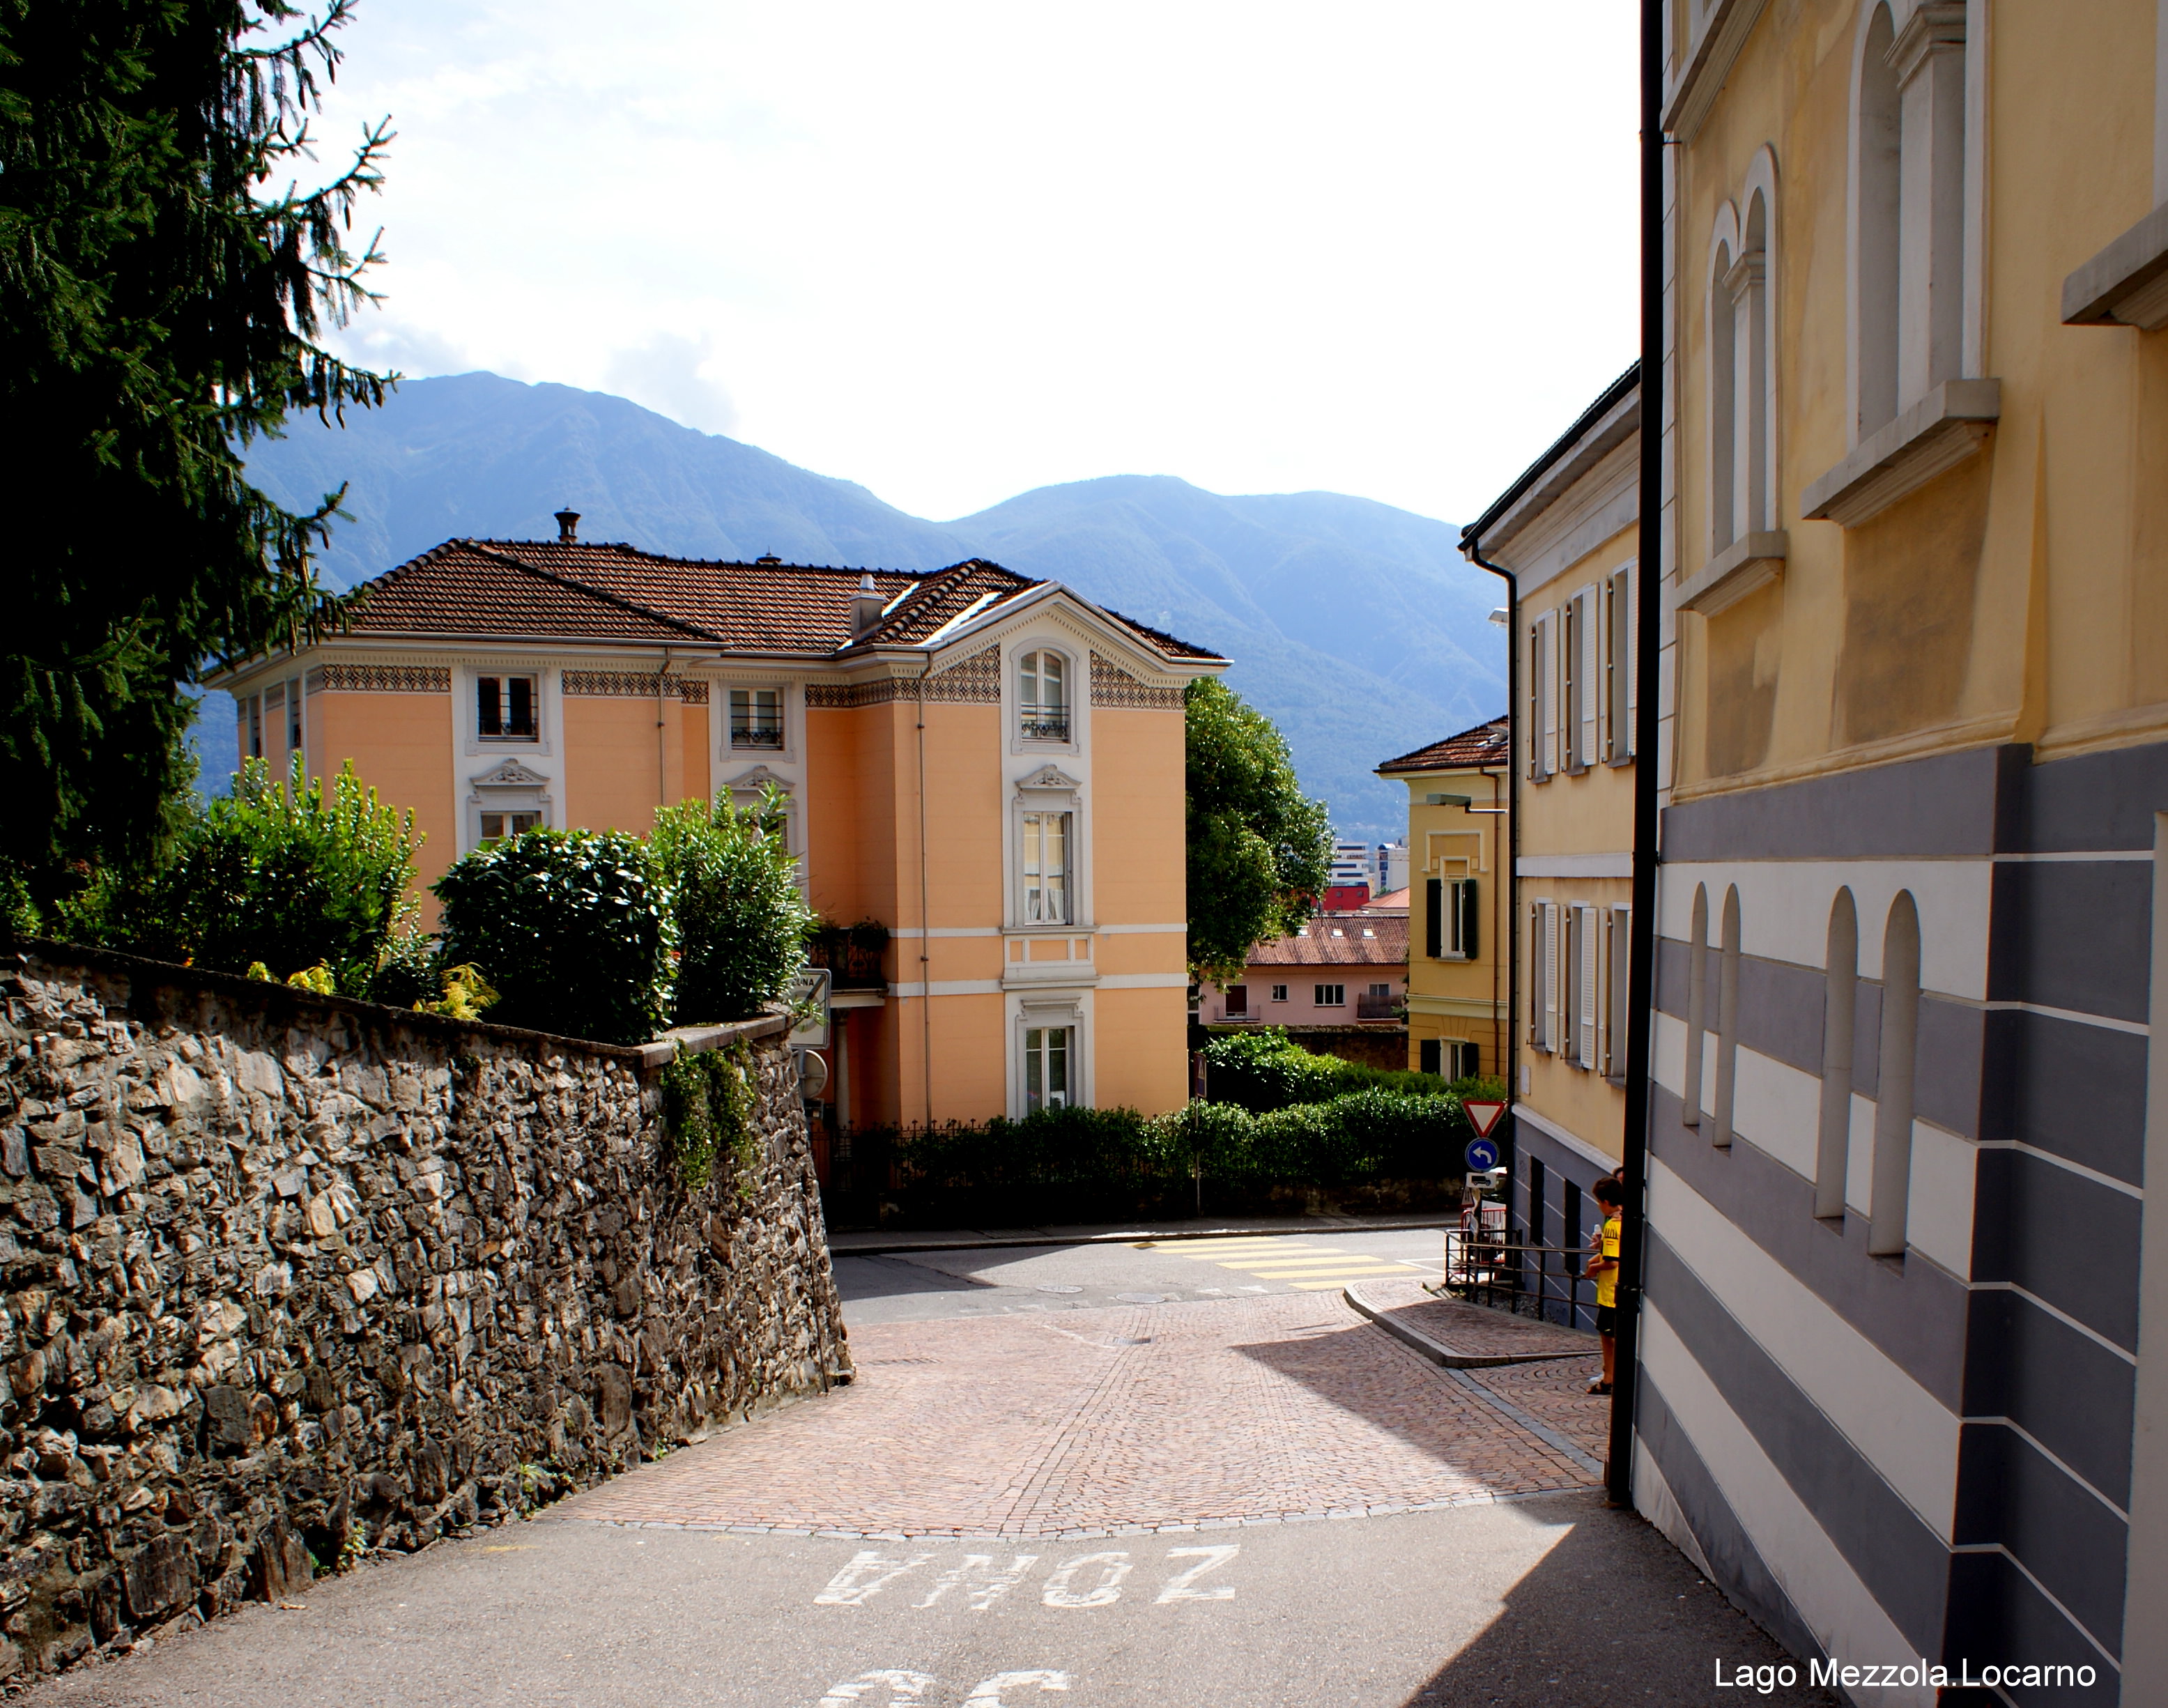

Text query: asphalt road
(835, 1229), (1456, 1325)
(21, 1493), (1833, 1707)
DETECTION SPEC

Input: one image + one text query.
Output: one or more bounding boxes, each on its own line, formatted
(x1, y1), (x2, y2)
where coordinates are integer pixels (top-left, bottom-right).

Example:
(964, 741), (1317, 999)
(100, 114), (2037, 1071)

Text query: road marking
(1041, 1551), (1131, 1607)
(817, 1551), (935, 1606)
(1155, 1546), (1239, 1603)
(818, 1670), (934, 1706)
(914, 1555), (1039, 1612)
(1238, 1265), (1422, 1281)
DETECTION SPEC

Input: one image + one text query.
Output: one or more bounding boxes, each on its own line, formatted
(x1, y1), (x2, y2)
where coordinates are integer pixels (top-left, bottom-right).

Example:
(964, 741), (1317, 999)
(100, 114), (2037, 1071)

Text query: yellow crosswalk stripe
(1291, 1278), (1386, 1290)
(1165, 1242), (1322, 1256)
(1213, 1255), (1392, 1271)
(1240, 1265), (1421, 1279)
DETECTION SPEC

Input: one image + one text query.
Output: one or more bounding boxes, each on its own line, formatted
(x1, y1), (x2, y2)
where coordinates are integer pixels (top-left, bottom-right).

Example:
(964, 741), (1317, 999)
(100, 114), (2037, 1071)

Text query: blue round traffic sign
(1465, 1137), (1500, 1172)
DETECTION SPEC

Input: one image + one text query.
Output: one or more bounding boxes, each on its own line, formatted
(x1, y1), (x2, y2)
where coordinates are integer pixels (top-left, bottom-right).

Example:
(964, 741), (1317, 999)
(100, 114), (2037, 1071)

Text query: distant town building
(1375, 718), (1510, 1085)
(1197, 895), (1408, 1071)
(208, 530), (1224, 1130)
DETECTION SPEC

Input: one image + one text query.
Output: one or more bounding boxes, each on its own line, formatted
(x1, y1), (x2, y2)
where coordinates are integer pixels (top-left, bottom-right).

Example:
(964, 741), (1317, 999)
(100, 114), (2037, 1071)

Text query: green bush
(659, 1040), (756, 1191)
(1201, 1026), (1503, 1114)
(651, 791), (813, 1025)
(434, 828), (673, 1044)
(119, 755), (420, 992)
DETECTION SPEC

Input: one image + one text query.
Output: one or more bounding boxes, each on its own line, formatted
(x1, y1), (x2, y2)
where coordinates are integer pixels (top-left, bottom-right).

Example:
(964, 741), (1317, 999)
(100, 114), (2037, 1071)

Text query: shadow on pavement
(831, 1253), (999, 1303)
(1399, 1497), (1837, 1707)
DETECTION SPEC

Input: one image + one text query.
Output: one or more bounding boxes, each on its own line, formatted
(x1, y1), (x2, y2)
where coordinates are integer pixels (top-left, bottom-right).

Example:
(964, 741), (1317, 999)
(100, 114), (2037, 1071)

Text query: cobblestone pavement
(1463, 1357), (1611, 1463)
(558, 1291), (1601, 1540)
(1349, 1278), (1599, 1362)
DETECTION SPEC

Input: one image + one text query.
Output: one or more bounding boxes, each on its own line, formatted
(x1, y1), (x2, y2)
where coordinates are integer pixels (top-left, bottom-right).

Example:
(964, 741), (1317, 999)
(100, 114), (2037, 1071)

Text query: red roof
(1244, 911), (1409, 968)
(341, 538), (1221, 662)
(1376, 716), (1510, 774)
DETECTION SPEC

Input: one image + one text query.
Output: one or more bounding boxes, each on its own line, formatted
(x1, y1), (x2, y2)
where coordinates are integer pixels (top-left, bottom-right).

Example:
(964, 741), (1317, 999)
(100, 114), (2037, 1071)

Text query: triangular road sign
(1463, 1099), (1507, 1139)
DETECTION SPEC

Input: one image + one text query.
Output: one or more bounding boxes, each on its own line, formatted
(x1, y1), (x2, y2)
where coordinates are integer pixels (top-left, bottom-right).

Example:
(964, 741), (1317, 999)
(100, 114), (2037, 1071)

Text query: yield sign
(1463, 1099), (1507, 1139)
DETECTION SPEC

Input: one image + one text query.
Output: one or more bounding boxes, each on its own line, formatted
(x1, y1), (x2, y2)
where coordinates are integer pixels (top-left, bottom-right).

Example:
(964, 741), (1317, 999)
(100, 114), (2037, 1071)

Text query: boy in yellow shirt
(1585, 1176), (1622, 1396)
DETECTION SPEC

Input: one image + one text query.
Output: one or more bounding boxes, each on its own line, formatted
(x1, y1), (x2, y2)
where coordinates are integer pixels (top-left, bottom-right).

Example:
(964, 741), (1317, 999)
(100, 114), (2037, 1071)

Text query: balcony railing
(1355, 995), (1403, 1021)
(730, 725), (785, 749)
(1019, 715), (1070, 741)
(808, 921), (891, 989)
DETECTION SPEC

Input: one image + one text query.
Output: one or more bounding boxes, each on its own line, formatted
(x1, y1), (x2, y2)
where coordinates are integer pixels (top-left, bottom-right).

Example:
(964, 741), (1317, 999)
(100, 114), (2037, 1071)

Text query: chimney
(851, 572), (885, 640)
(554, 508), (580, 544)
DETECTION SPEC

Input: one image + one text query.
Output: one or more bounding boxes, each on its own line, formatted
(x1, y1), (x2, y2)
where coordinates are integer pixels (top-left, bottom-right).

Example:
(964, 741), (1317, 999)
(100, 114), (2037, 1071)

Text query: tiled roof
(1376, 716), (1511, 774)
(1244, 911), (1410, 968)
(341, 538), (1222, 663)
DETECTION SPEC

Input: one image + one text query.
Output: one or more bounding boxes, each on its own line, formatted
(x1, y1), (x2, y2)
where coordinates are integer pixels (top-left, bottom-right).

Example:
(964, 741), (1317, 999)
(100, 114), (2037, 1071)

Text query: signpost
(1463, 1099), (1507, 1139)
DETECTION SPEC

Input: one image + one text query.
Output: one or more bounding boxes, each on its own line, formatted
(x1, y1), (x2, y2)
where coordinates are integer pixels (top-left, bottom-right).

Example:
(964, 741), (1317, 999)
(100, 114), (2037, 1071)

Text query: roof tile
(1376, 716), (1511, 774)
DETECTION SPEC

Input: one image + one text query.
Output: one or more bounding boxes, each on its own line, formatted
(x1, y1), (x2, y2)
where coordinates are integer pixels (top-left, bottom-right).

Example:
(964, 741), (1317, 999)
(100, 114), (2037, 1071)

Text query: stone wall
(0, 942), (852, 1679)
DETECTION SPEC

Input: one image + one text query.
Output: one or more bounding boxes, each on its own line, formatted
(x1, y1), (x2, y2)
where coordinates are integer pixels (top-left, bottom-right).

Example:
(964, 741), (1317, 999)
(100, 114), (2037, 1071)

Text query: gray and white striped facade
(1637, 741), (2167, 1701)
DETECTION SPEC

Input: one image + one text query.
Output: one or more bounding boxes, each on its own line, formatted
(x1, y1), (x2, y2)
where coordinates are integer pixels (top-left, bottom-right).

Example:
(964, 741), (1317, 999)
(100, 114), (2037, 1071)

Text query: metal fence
(1443, 1201), (1600, 1327)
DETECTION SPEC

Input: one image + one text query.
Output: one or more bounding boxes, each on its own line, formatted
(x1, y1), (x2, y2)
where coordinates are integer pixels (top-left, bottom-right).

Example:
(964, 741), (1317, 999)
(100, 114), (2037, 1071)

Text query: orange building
(206, 514), (1224, 1128)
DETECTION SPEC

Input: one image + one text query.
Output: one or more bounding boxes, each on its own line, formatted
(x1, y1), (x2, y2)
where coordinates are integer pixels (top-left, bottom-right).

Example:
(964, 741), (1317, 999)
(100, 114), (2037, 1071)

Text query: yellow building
(1459, 370), (1642, 1287)
(1375, 718), (1511, 1082)
(1614, 0), (2168, 1686)
(208, 516), (1223, 1128)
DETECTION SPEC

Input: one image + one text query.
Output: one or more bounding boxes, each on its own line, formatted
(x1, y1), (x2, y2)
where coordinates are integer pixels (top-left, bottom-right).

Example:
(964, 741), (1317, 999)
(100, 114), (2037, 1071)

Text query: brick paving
(1348, 1278), (1599, 1362)
(554, 1292), (1600, 1539)
(1463, 1356), (1611, 1462)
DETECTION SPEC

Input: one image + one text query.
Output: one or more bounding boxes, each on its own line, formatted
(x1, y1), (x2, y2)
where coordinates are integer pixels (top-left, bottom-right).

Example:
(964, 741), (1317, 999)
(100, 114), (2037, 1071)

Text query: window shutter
(1578, 905), (1599, 1067)
(1529, 904), (1546, 1046)
(1460, 878), (1479, 960)
(1528, 617), (1548, 780)
(1576, 587), (1599, 771)
(1609, 905), (1632, 1076)
(1612, 562), (1636, 759)
(1542, 900), (1560, 1051)
(1426, 879), (1444, 960)
(1420, 1038), (1441, 1075)
(1539, 613), (1560, 777)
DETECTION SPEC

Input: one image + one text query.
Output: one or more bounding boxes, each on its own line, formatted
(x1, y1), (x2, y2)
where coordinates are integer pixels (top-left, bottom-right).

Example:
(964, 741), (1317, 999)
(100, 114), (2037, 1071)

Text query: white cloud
(314, 0), (1638, 522)
(603, 332), (739, 437)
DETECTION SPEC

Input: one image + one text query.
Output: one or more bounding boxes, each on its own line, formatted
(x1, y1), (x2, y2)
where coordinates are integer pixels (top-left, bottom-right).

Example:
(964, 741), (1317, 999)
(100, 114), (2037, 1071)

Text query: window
(478, 675), (539, 741)
(1269, 984), (1289, 1003)
(1428, 877), (1480, 960)
(1712, 886), (1742, 1146)
(479, 811), (540, 845)
(1711, 181), (1776, 553)
(1815, 889), (1859, 1220)
(1852, 2), (1969, 439)
(1605, 564), (1635, 763)
(1868, 891), (1921, 1256)
(1420, 1038), (1441, 1075)
(1445, 1039), (1479, 1081)
(1314, 983), (1345, 1008)
(1368, 983), (1391, 1001)
(1022, 810), (1071, 924)
(1024, 1026), (1071, 1111)
(1225, 984), (1250, 1017)
(1529, 613), (1558, 780)
(243, 695), (263, 760)
(730, 687), (783, 749)
(286, 677), (302, 753)
(1019, 650), (1069, 741)
(1683, 885), (1709, 1125)
(1604, 905), (1632, 1077)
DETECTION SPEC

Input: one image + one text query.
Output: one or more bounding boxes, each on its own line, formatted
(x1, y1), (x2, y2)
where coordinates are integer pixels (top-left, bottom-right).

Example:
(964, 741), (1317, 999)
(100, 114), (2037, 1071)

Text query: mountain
(238, 372), (1505, 838)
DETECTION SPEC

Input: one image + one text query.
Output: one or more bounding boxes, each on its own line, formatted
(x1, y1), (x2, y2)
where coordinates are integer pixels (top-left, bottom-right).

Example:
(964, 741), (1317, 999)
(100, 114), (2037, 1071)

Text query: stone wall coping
(6, 937), (787, 1072)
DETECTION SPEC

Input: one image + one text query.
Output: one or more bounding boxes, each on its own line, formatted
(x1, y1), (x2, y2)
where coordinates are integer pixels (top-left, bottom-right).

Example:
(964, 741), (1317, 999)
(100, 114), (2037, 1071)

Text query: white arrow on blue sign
(1465, 1138), (1500, 1172)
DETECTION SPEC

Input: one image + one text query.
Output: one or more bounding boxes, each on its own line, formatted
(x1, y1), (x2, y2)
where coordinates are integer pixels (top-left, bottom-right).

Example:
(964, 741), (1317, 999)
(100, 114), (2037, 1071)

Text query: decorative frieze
(560, 670), (709, 703)
(805, 643), (1001, 709)
(309, 664), (451, 694)
(1090, 651), (1183, 710)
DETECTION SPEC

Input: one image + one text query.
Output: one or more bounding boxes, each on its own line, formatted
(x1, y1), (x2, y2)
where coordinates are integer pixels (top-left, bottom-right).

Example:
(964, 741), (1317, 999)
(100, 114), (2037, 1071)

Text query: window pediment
(1015, 764), (1082, 796)
(472, 759), (551, 789)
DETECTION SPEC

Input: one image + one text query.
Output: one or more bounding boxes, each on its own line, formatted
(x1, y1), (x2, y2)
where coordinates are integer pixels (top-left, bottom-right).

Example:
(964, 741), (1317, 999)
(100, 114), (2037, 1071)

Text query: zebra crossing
(1137, 1236), (1434, 1292)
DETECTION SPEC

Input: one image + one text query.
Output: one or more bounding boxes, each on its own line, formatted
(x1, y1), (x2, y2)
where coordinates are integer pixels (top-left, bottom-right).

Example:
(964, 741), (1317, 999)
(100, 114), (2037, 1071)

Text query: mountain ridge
(237, 371), (1505, 837)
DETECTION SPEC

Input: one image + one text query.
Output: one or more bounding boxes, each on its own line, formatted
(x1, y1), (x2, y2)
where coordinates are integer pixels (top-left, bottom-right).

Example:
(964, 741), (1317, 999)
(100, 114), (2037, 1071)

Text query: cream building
(1461, 370), (1642, 1323)
(1624, 0), (2168, 1693)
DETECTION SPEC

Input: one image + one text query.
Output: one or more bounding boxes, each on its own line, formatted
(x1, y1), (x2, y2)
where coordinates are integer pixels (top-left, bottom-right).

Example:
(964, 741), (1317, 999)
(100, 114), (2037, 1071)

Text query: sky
(309, 0), (1639, 527)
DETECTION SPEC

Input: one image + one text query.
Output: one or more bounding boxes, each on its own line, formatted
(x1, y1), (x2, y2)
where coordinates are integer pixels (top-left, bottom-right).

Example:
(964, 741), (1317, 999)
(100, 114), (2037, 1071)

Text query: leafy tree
(1183, 677), (1332, 980)
(434, 829), (675, 1045)
(0, 0), (392, 914)
(123, 753), (419, 990)
(651, 790), (813, 1025)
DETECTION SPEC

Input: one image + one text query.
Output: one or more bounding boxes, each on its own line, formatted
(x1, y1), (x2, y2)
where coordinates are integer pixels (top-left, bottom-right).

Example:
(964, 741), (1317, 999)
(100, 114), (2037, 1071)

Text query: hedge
(1201, 1026), (1503, 1112)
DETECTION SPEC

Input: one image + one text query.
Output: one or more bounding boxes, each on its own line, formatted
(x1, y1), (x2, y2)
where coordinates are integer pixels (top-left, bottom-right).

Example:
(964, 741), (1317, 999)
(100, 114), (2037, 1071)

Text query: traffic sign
(1465, 1137), (1500, 1172)
(788, 967), (832, 1049)
(1463, 1099), (1507, 1139)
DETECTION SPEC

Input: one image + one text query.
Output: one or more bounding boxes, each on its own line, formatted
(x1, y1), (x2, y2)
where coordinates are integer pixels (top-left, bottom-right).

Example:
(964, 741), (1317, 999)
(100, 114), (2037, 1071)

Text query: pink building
(1198, 897), (1409, 1068)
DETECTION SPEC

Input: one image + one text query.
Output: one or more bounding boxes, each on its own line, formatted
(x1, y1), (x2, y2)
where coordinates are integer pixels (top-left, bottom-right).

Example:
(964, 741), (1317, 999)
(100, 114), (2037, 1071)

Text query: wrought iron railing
(1019, 715), (1070, 741)
(730, 725), (785, 749)
(1443, 1207), (1600, 1327)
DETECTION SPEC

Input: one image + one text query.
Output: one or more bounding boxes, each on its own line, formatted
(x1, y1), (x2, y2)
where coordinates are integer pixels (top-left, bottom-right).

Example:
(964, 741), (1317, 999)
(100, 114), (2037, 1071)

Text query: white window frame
(1010, 992), (1090, 1118)
(1008, 765), (1088, 930)
(461, 663), (555, 757)
(718, 679), (797, 764)
(1269, 983), (1289, 1003)
(1008, 642), (1082, 756)
(728, 685), (785, 751)
(1314, 983), (1346, 1008)
(1605, 561), (1636, 764)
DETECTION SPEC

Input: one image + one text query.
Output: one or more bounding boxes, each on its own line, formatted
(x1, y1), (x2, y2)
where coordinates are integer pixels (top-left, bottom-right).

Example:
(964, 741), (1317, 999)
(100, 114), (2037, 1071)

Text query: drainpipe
(656, 647), (673, 811)
(1608, 0), (1666, 1510)
(914, 656), (935, 1131)
(1461, 546), (1519, 1169)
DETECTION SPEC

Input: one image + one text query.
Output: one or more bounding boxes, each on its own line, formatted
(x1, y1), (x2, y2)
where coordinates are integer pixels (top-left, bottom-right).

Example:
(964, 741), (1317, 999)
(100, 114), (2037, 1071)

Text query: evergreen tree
(1183, 677), (1333, 982)
(0, 0), (390, 917)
